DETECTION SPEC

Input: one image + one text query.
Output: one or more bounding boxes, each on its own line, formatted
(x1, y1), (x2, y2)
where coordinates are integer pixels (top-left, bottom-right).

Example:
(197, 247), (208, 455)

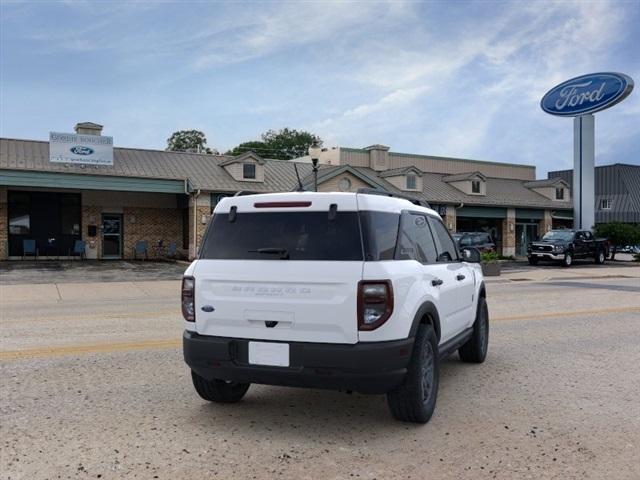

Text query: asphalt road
(1, 272), (640, 479)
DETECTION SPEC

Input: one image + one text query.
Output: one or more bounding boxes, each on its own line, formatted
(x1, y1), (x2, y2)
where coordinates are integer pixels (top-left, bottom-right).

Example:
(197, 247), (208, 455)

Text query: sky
(1, 0), (639, 177)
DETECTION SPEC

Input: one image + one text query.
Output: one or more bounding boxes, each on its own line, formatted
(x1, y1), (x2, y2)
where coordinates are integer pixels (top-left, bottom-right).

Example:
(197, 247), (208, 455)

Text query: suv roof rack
(357, 188), (431, 209)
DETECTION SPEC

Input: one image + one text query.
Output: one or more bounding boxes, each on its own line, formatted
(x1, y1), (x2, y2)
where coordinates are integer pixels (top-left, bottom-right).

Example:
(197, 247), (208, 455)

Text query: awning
(0, 169), (187, 194)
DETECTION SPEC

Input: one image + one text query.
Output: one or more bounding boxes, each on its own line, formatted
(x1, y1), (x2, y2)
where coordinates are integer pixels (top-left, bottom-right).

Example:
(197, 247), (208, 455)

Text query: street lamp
(308, 140), (322, 192)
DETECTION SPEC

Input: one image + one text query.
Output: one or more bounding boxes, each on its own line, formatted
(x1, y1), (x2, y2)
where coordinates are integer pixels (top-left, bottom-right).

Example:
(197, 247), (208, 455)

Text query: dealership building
(1, 122), (574, 260)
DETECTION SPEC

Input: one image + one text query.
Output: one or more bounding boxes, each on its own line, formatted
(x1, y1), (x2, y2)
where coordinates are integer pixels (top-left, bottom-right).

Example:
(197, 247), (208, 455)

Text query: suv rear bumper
(183, 331), (414, 394)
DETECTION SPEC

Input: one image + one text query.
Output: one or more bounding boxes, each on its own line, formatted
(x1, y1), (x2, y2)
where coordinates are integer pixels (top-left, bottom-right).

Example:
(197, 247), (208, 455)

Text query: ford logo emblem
(70, 146), (95, 155)
(541, 72), (634, 117)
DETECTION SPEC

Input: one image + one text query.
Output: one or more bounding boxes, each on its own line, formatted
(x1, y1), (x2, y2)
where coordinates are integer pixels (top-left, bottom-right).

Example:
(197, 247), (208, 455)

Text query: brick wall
(123, 207), (183, 260)
(444, 205), (457, 232)
(188, 194), (211, 259)
(81, 205), (103, 259)
(501, 208), (516, 256)
(539, 210), (553, 236)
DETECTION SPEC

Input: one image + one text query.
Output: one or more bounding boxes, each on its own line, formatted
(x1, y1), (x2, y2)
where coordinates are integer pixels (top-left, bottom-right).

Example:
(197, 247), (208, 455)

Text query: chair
(133, 240), (149, 260)
(22, 239), (38, 260)
(166, 241), (177, 258)
(69, 240), (86, 260)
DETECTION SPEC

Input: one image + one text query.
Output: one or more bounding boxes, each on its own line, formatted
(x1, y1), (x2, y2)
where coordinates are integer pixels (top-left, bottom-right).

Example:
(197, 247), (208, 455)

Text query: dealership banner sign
(49, 132), (114, 166)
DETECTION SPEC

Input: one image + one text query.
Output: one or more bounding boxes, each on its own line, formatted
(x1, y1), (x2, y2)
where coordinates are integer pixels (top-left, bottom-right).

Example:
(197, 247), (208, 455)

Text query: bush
(593, 223), (640, 260)
(481, 251), (500, 263)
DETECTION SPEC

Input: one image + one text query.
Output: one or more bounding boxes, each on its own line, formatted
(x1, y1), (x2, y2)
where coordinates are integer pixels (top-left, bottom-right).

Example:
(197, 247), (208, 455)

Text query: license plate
(248, 341), (289, 367)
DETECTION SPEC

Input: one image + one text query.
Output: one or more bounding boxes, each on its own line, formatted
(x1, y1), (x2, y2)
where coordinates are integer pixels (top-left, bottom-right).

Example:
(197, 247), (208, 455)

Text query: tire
(191, 371), (250, 403)
(387, 324), (439, 424)
(595, 250), (606, 265)
(459, 296), (489, 363)
(528, 256), (539, 265)
(562, 252), (573, 267)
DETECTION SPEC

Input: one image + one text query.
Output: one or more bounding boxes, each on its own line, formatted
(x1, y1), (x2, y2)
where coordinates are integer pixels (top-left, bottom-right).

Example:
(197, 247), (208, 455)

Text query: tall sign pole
(541, 72), (633, 230)
(573, 114), (595, 229)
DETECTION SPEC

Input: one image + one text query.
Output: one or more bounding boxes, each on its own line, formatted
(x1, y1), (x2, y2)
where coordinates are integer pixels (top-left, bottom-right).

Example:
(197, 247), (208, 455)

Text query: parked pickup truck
(527, 230), (608, 267)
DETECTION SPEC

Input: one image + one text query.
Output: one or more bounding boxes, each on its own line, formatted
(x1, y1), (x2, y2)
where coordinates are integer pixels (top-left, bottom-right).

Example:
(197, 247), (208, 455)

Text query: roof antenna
(293, 162), (304, 191)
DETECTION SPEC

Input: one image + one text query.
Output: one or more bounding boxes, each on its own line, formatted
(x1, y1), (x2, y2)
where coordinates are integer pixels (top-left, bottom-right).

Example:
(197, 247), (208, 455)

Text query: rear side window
(428, 217), (458, 262)
(474, 234), (491, 245)
(396, 213), (438, 264)
(360, 211), (400, 261)
(200, 212), (363, 261)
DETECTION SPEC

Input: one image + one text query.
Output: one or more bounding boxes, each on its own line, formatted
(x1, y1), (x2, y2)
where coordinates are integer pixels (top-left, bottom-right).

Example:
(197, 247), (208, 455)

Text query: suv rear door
(193, 194), (363, 344)
(427, 217), (476, 337)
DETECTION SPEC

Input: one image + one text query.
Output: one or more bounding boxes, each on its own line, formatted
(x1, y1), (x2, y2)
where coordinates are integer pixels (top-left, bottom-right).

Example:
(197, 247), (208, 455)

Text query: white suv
(182, 191), (489, 423)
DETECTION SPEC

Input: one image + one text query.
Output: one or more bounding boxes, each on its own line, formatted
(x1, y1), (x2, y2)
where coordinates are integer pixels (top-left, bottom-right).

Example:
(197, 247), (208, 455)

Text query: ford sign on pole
(541, 72), (634, 230)
(49, 132), (114, 166)
(541, 72), (634, 116)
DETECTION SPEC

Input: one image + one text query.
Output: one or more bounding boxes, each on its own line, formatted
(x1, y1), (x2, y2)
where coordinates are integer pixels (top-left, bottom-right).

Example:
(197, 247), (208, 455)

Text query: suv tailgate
(194, 260), (361, 344)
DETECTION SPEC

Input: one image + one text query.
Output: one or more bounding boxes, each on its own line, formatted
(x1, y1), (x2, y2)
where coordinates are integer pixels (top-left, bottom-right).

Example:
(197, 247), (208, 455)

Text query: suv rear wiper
(249, 247), (290, 259)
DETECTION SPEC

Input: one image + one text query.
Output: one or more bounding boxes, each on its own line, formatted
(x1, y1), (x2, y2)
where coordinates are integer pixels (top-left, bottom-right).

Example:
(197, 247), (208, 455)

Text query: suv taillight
(182, 276), (195, 322)
(358, 280), (393, 331)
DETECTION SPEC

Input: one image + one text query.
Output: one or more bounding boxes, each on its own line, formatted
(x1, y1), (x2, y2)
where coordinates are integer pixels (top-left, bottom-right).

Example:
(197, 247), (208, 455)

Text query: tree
(225, 141), (268, 157)
(594, 222), (640, 260)
(166, 130), (217, 154)
(225, 128), (321, 160)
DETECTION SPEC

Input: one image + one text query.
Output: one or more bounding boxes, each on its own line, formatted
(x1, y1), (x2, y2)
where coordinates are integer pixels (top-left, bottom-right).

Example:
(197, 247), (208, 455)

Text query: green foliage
(594, 222), (640, 259)
(594, 222), (640, 245)
(225, 141), (269, 157)
(481, 251), (500, 263)
(166, 130), (216, 154)
(226, 128), (322, 160)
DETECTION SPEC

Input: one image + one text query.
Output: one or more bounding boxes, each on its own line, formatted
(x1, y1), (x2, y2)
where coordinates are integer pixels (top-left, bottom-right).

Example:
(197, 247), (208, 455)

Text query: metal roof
(0, 137), (312, 193)
(523, 178), (567, 188)
(443, 171), (487, 182)
(301, 164), (572, 209)
(548, 164), (640, 222)
(0, 137), (573, 210)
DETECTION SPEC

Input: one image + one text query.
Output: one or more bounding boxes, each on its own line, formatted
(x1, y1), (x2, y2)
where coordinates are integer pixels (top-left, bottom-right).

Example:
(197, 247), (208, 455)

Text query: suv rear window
(199, 212), (363, 261)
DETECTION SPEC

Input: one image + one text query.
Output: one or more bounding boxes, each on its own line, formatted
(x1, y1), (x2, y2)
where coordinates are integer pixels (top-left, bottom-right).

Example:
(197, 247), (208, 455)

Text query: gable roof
(0, 136), (573, 210)
(218, 151), (266, 167)
(523, 178), (568, 188)
(378, 166), (423, 178)
(299, 164), (387, 191)
(443, 171), (487, 182)
(0, 137), (311, 193)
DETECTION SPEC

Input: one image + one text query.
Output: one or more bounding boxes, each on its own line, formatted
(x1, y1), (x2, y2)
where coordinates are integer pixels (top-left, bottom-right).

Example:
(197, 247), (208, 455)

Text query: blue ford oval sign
(70, 146), (95, 155)
(541, 72), (633, 116)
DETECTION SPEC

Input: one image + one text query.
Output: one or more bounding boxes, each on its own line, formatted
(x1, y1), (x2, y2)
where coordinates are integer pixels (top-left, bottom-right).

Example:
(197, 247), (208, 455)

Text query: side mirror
(461, 247), (481, 263)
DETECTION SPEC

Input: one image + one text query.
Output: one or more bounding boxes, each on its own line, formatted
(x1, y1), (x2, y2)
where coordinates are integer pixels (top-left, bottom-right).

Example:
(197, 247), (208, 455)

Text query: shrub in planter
(481, 251), (501, 276)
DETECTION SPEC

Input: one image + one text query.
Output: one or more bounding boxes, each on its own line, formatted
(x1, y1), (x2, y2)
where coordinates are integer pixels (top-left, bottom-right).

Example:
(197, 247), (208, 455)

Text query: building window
(555, 188), (564, 200)
(8, 192), (30, 234)
(406, 174), (417, 190)
(471, 180), (481, 194)
(338, 177), (352, 191)
(600, 199), (612, 210)
(243, 163), (256, 179)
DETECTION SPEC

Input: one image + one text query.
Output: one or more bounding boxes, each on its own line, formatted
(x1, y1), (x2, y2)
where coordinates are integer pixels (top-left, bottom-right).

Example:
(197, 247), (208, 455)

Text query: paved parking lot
(1, 263), (639, 479)
(0, 260), (187, 285)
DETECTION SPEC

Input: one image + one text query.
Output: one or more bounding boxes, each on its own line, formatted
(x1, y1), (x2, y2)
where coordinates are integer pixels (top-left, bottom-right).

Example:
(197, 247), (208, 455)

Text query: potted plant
(481, 251), (501, 276)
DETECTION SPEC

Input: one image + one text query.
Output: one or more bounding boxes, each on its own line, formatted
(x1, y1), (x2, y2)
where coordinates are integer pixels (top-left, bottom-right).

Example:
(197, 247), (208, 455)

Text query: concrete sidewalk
(485, 263), (640, 283)
(0, 280), (180, 305)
